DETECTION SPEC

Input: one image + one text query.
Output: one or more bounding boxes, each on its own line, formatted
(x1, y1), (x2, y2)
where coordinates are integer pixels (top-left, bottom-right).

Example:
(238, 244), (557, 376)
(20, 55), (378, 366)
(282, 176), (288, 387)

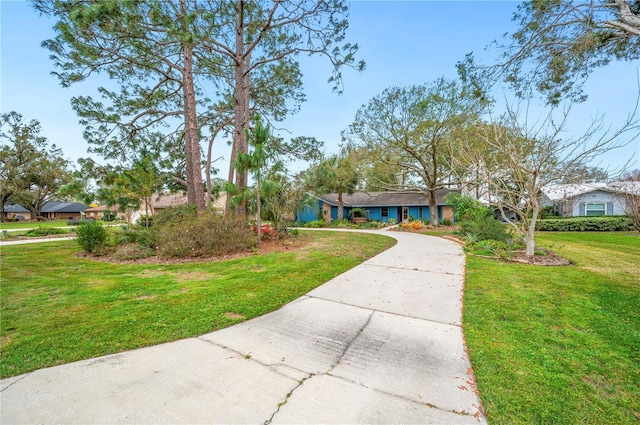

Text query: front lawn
(0, 231), (396, 378)
(464, 232), (639, 424)
(0, 219), (72, 230)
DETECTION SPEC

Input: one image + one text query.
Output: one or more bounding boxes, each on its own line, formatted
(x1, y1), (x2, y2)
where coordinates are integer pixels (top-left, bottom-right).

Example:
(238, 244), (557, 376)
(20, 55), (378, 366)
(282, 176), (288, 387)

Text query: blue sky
(2, 0), (639, 178)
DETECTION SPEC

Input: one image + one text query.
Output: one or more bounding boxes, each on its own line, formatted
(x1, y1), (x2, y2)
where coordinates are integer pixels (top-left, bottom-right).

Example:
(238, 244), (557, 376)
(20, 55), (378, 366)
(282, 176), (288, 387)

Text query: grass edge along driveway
(0, 231), (396, 379)
(464, 231), (639, 425)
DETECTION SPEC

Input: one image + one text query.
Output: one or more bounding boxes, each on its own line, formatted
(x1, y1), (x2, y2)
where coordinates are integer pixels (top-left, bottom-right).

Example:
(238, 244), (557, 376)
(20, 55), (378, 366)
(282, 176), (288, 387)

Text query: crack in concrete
(263, 310), (376, 425)
(364, 262), (464, 277)
(305, 294), (463, 328)
(324, 372), (482, 420)
(0, 372), (32, 392)
(262, 375), (313, 425)
(327, 310), (374, 373)
(195, 337), (310, 379)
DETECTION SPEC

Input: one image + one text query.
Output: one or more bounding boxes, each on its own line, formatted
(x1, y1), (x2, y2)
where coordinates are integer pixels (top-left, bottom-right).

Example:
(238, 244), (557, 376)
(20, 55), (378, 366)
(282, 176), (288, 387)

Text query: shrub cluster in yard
(24, 227), (69, 237)
(536, 216), (632, 231)
(296, 219), (387, 229)
(399, 220), (424, 230)
(155, 211), (256, 258)
(459, 216), (511, 242)
(75, 220), (108, 254)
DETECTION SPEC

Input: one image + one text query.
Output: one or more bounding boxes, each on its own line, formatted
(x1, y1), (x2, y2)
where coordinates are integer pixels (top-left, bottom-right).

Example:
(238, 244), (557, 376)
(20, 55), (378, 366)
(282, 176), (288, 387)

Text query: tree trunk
(525, 233), (536, 257)
(205, 133), (216, 209)
(182, 42), (206, 212)
(337, 190), (344, 220)
(256, 179), (261, 244)
(428, 189), (439, 225)
(225, 139), (237, 217)
(144, 198), (150, 229)
(233, 0), (250, 218)
(525, 216), (537, 257)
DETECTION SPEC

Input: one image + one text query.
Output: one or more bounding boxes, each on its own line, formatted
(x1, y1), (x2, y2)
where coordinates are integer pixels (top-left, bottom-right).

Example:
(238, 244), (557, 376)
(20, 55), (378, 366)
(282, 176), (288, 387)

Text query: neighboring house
(84, 205), (128, 221)
(41, 201), (91, 220)
(130, 192), (228, 223)
(296, 190), (457, 224)
(3, 202), (89, 220)
(540, 183), (630, 217)
(2, 204), (31, 220)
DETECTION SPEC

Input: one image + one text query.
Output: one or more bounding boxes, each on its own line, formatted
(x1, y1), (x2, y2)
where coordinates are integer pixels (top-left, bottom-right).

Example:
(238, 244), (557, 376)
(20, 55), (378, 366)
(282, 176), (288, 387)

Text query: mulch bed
(442, 235), (571, 266)
(76, 237), (309, 265)
(509, 249), (571, 266)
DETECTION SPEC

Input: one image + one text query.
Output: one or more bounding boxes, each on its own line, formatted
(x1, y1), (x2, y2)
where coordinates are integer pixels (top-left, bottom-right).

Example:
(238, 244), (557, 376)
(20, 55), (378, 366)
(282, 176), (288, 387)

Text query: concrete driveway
(0, 229), (486, 424)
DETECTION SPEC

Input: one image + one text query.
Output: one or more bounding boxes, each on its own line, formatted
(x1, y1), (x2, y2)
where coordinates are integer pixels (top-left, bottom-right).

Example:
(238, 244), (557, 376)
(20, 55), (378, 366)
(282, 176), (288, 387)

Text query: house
(296, 190), (457, 223)
(130, 192), (228, 223)
(41, 201), (91, 220)
(2, 201), (89, 220)
(539, 183), (634, 217)
(2, 204), (30, 221)
(83, 204), (128, 221)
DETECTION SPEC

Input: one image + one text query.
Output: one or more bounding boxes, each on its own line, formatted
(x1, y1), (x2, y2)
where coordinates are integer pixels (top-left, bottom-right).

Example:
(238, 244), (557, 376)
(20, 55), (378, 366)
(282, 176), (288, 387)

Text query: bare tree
(459, 0), (640, 105)
(614, 170), (640, 232)
(454, 100), (639, 256)
(620, 184), (640, 232)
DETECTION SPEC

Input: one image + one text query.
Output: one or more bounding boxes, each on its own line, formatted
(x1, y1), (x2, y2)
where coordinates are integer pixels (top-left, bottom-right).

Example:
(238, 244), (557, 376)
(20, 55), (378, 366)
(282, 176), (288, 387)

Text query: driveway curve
(0, 228), (486, 424)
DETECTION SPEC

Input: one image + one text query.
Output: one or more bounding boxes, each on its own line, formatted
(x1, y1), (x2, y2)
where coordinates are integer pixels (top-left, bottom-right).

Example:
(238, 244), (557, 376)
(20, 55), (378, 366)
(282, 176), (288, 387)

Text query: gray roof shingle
(316, 190), (456, 207)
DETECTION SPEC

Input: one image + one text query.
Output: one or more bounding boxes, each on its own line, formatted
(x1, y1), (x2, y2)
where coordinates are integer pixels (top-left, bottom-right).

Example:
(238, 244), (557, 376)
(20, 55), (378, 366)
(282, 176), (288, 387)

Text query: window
(381, 207), (389, 218)
(586, 203), (606, 216)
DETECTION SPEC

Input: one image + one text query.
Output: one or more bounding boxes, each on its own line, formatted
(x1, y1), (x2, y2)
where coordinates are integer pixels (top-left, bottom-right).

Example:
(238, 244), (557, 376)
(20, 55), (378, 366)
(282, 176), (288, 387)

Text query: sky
(1, 0), (639, 179)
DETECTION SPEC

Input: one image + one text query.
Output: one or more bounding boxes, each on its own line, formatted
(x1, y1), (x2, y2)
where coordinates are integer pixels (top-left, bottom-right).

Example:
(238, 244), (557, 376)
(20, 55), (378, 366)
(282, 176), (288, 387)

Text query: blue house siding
(295, 200), (322, 223)
(296, 203), (453, 224)
(295, 191), (457, 224)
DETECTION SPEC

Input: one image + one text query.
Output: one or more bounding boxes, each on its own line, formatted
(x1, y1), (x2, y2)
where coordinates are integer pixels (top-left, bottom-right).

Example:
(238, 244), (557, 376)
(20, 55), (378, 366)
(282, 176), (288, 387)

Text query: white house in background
(539, 183), (633, 217)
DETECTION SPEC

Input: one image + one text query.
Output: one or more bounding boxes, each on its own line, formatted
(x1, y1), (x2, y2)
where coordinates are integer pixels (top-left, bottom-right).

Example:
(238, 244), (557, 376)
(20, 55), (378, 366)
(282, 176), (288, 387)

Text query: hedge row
(535, 216), (632, 232)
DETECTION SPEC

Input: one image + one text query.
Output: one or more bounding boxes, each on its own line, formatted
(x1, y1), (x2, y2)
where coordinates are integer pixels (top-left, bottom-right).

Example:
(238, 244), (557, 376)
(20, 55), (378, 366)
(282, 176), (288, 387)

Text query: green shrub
(443, 193), (492, 222)
(112, 225), (141, 245)
(388, 218), (396, 225)
(136, 228), (158, 249)
(464, 232), (481, 244)
(331, 219), (351, 228)
(24, 227), (68, 237)
(155, 213), (256, 258)
(358, 220), (382, 229)
(536, 216), (632, 231)
(441, 218), (453, 226)
(459, 216), (510, 242)
(304, 220), (327, 228)
(349, 208), (365, 218)
(153, 204), (197, 227)
(540, 206), (558, 219)
(474, 240), (499, 256)
(75, 221), (108, 254)
(136, 216), (153, 228)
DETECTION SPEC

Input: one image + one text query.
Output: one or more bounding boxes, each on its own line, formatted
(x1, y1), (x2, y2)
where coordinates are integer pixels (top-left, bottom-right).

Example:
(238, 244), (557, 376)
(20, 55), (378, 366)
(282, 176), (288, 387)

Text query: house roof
(3, 202), (89, 213)
(316, 190), (455, 207)
(41, 201), (90, 213)
(151, 193), (188, 209)
(3, 204), (29, 213)
(541, 182), (633, 201)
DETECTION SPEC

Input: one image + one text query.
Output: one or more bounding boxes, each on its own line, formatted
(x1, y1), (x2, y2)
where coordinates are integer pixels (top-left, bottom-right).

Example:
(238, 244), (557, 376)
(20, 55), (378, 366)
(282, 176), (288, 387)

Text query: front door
(402, 206), (409, 222)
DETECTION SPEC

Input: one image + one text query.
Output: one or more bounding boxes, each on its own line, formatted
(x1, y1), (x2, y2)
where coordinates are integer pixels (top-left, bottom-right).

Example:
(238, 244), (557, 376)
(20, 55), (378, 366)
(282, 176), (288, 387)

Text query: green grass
(464, 232), (640, 424)
(0, 231), (396, 378)
(0, 219), (70, 230)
